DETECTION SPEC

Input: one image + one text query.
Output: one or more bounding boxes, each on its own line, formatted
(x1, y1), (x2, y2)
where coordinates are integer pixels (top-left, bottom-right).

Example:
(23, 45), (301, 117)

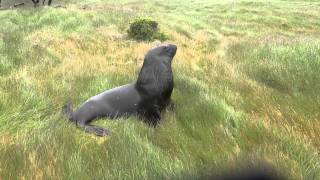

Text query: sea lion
(63, 44), (177, 136)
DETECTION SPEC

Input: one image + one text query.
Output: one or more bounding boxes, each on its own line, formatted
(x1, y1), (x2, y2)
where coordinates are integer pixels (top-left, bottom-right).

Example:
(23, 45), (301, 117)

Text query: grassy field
(0, 0), (320, 179)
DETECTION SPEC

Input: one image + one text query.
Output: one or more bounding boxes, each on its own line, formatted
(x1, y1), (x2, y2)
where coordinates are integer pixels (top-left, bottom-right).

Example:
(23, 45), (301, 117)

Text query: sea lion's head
(136, 43), (177, 99)
(144, 44), (177, 64)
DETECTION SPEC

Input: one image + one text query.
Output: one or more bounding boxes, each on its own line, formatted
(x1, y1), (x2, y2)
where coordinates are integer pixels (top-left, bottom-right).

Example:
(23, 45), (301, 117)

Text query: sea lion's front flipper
(143, 104), (161, 127)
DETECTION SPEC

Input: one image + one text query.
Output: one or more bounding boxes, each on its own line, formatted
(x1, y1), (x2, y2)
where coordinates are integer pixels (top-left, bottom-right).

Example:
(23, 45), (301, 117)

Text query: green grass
(0, 0), (320, 179)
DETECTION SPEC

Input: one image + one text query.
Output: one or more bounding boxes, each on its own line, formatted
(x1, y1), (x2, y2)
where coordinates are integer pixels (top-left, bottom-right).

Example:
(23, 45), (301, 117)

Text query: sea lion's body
(72, 84), (141, 122)
(63, 44), (177, 136)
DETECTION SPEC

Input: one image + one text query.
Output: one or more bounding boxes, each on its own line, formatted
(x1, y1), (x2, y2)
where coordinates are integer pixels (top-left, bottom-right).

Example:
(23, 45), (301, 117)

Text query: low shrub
(127, 18), (168, 41)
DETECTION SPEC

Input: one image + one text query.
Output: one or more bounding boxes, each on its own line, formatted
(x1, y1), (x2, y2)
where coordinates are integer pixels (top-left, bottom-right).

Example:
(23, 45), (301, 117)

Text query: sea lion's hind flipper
(84, 125), (111, 136)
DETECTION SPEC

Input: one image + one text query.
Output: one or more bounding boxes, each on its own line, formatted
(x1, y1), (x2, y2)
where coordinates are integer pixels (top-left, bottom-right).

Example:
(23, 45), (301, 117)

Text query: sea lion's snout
(148, 43), (177, 60)
(166, 44), (177, 57)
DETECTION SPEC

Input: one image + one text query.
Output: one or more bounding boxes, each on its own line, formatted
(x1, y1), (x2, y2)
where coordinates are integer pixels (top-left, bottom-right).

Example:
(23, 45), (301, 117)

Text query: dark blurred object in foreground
(202, 167), (285, 180)
(195, 167), (287, 180)
(172, 161), (287, 180)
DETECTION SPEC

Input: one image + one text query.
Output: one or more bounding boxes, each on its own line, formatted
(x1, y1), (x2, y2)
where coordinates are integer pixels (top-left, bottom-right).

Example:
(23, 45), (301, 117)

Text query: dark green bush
(127, 18), (168, 41)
